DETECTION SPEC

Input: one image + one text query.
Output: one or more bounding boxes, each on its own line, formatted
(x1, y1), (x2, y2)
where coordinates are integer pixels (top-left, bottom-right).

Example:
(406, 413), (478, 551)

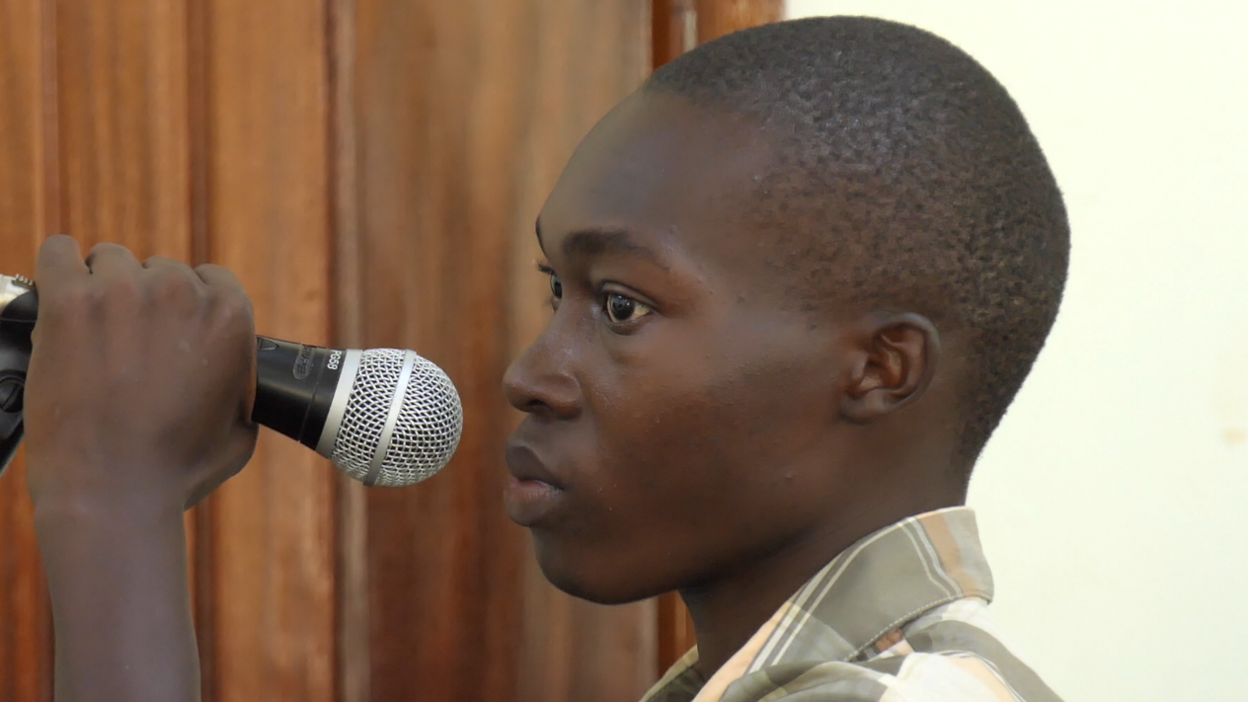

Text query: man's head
(503, 16), (1068, 604)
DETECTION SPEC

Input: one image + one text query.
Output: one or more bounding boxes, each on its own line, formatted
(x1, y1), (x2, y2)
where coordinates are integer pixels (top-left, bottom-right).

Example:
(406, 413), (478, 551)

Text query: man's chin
(531, 535), (661, 606)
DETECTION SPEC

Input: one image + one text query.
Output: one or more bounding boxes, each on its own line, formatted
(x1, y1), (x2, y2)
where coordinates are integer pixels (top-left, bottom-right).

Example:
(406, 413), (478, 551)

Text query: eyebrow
(536, 219), (667, 267)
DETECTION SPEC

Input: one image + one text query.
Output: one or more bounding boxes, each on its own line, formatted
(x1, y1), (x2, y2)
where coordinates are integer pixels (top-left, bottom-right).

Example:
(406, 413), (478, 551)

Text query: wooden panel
(0, 1), (52, 698)
(343, 0), (650, 700)
(0, 1), (728, 699)
(695, 0), (783, 43)
(54, 0), (191, 255)
(655, 0), (782, 69)
(0, 447), (49, 702)
(200, 1), (336, 701)
(327, 2), (370, 701)
(652, 0), (697, 68)
(656, 595), (697, 677)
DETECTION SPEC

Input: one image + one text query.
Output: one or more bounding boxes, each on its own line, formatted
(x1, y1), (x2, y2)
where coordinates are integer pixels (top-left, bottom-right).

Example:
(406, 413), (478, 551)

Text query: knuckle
(37, 287), (79, 319)
(152, 268), (201, 300)
(88, 241), (128, 259)
(64, 280), (107, 307)
(101, 275), (144, 307)
(210, 291), (254, 330)
(194, 263), (224, 278)
(37, 282), (108, 327)
(40, 234), (77, 260)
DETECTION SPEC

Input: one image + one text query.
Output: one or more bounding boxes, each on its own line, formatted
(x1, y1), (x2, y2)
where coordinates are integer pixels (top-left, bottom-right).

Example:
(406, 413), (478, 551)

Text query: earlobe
(839, 312), (940, 423)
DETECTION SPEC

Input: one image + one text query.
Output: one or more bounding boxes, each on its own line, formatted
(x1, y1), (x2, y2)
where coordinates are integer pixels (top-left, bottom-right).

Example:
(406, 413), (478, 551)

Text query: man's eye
(549, 273), (563, 299)
(604, 293), (653, 324)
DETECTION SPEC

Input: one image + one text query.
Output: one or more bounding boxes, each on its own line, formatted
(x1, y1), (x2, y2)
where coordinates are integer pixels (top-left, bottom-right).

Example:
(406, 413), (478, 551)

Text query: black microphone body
(0, 278), (36, 473)
(252, 337), (352, 453)
(0, 275), (357, 478)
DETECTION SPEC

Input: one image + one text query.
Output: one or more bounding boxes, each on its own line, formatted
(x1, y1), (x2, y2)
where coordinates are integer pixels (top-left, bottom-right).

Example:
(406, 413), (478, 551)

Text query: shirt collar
(641, 506), (993, 702)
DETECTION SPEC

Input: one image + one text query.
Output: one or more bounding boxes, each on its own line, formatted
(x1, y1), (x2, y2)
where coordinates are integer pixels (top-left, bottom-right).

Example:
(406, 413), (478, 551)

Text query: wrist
(33, 491), (186, 545)
(28, 453), (190, 523)
(33, 482), (199, 702)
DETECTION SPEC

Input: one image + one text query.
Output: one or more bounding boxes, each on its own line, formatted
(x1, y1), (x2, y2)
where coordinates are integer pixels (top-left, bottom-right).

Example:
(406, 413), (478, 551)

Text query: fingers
(144, 255), (206, 293)
(193, 263), (245, 294)
(85, 242), (142, 281)
(35, 235), (89, 292)
(34, 239), (250, 313)
(195, 264), (251, 315)
(195, 264), (255, 353)
(142, 255), (188, 271)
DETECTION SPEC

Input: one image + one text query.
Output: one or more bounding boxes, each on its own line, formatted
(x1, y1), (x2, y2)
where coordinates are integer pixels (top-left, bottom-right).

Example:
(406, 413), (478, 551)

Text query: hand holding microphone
(22, 237), (263, 512)
(10, 236), (461, 513)
(14, 236), (463, 702)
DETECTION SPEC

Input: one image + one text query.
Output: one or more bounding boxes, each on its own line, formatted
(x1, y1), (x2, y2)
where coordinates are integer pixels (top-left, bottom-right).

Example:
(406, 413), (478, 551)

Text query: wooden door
(0, 1), (780, 700)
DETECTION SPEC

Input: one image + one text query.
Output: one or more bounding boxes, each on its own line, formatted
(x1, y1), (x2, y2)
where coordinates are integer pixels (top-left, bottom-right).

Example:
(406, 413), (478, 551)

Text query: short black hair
(646, 17), (1069, 479)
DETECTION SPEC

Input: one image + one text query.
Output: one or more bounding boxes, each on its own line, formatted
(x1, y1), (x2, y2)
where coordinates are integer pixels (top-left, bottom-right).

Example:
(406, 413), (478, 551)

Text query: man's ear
(839, 312), (940, 423)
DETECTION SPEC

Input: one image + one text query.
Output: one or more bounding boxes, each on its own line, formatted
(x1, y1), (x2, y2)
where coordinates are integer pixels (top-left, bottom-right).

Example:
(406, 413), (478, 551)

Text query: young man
(26, 16), (1067, 702)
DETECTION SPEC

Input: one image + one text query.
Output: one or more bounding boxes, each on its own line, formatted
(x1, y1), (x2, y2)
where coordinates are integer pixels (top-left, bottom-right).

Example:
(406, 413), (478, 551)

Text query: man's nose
(502, 325), (581, 421)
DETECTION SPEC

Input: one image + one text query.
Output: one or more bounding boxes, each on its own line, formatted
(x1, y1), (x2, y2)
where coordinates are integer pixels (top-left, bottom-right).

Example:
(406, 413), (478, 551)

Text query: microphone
(0, 273), (463, 487)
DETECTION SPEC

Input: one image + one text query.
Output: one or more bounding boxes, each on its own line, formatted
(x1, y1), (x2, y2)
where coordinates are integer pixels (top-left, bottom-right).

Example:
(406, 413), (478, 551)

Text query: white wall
(785, 2), (1248, 700)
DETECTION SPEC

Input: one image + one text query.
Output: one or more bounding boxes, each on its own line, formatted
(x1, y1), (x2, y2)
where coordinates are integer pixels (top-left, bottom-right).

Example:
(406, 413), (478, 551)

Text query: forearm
(22, 240), (254, 700)
(35, 496), (199, 702)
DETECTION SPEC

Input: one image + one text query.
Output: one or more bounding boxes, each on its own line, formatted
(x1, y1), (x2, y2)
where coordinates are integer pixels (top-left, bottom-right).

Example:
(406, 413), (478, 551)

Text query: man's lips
(504, 441), (566, 490)
(503, 442), (567, 527)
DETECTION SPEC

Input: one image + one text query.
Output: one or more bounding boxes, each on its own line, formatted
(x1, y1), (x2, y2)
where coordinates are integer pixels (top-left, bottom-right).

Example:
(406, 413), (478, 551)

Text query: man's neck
(680, 489), (961, 679)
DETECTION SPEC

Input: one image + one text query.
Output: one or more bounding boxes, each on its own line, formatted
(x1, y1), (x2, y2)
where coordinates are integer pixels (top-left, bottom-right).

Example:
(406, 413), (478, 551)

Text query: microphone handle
(0, 283), (36, 475)
(0, 275), (357, 477)
(252, 338), (358, 455)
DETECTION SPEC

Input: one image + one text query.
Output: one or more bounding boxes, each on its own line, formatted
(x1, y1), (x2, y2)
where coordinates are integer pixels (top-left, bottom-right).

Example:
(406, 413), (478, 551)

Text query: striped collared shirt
(641, 507), (1062, 702)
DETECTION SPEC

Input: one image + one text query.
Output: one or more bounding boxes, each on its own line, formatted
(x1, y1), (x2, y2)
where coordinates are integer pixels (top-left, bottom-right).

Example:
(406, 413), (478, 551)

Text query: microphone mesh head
(330, 349), (463, 487)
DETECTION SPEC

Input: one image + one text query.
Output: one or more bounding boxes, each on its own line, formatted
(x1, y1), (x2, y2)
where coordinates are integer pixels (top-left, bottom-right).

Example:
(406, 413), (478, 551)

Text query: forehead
(539, 91), (775, 259)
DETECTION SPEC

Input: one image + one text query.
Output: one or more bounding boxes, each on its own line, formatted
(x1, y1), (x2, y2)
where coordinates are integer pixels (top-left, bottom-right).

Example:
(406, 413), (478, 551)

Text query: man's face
(503, 92), (855, 604)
